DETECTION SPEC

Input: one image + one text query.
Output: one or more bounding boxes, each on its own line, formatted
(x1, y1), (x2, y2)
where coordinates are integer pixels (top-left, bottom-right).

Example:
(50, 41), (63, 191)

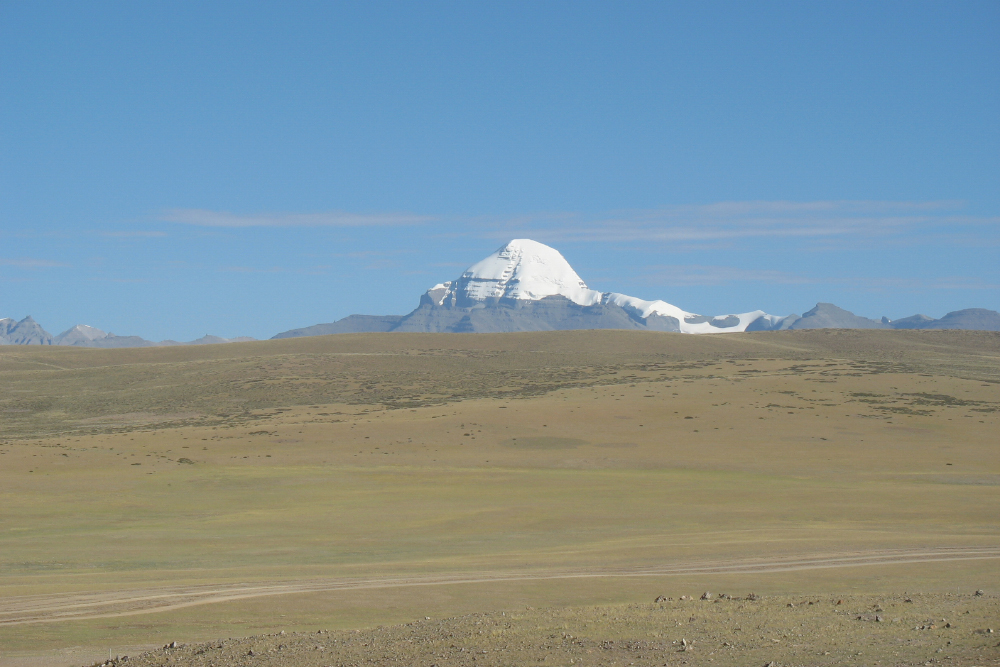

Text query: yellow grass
(0, 330), (998, 662)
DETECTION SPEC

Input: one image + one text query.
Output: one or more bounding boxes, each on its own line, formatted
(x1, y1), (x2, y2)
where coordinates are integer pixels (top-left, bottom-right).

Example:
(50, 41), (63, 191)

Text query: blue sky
(1, 1), (998, 340)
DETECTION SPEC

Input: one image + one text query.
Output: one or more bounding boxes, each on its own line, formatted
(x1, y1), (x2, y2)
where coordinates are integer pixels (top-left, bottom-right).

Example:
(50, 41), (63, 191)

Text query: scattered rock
(747, 593), (760, 601)
(876, 615), (884, 622)
(975, 590), (984, 596)
(700, 591), (712, 600)
(655, 595), (667, 603)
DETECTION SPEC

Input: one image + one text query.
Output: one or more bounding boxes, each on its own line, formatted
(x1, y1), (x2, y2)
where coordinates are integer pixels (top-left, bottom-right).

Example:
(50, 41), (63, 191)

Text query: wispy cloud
(219, 264), (338, 275)
(160, 209), (433, 228)
(640, 265), (811, 287)
(638, 264), (999, 291)
(843, 276), (1000, 292)
(328, 249), (415, 259)
(467, 200), (997, 247)
(152, 201), (995, 246)
(0, 258), (69, 268)
(219, 266), (286, 273)
(101, 230), (168, 238)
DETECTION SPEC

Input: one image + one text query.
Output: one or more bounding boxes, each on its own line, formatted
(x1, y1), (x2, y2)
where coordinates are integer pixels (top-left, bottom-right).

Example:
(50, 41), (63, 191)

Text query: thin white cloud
(160, 208), (433, 228)
(219, 266), (285, 273)
(0, 258), (69, 268)
(640, 265), (811, 287)
(845, 276), (1000, 291)
(467, 200), (997, 246)
(329, 249), (414, 259)
(101, 230), (168, 238)
(637, 265), (999, 290)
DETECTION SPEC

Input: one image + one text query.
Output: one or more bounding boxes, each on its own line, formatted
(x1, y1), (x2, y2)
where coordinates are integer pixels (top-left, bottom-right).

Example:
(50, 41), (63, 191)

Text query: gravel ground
(96, 593), (1000, 667)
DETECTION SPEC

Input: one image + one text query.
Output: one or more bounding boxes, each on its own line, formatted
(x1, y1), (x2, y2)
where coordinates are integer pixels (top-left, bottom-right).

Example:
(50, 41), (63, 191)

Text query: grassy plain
(0, 330), (998, 665)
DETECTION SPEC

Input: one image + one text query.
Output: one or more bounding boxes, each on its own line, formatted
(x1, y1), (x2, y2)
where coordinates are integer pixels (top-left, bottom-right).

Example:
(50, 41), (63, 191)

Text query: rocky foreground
(93, 593), (999, 667)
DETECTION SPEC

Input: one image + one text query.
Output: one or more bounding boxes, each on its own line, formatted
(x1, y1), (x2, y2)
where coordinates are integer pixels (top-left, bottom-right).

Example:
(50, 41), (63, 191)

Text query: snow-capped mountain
(11, 240), (994, 345)
(276, 239), (797, 336)
(427, 239), (603, 308)
(273, 238), (1000, 338)
(418, 239), (793, 334)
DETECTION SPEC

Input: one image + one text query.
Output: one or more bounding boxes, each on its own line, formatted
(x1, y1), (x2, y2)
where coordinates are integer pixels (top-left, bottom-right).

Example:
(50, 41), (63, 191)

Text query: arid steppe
(0, 330), (998, 666)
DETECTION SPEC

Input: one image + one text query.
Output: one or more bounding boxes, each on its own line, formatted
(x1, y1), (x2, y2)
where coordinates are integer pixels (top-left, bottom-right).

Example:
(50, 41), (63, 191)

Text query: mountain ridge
(272, 240), (1000, 338)
(5, 240), (999, 345)
(0, 316), (255, 348)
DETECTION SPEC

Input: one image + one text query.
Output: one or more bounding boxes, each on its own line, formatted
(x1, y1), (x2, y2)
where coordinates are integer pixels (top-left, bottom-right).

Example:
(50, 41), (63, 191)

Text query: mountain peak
(271, 239), (1000, 338)
(437, 239), (603, 307)
(1, 315), (53, 345)
(413, 238), (788, 334)
(54, 324), (109, 345)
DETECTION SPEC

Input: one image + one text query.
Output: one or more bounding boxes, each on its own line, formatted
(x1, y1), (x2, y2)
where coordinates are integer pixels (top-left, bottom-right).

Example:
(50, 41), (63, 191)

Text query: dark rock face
(745, 314), (800, 332)
(642, 314), (682, 332)
(270, 297), (1000, 339)
(394, 296), (648, 333)
(789, 303), (889, 330)
(271, 296), (680, 337)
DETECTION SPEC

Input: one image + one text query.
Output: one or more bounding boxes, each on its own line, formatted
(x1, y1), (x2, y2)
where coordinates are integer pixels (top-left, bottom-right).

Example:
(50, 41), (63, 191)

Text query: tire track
(2, 546), (997, 626)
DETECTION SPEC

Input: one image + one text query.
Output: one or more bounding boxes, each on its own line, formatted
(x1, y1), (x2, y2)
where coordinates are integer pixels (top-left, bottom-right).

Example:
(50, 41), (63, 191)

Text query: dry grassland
(0, 330), (998, 666)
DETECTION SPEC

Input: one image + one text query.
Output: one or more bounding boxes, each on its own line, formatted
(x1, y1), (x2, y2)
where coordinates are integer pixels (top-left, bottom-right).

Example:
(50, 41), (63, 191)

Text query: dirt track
(3, 546), (997, 627)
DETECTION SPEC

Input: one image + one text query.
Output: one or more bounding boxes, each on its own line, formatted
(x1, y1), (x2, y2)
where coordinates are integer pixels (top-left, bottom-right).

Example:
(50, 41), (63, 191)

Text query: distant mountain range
(273, 239), (1000, 338)
(0, 317), (255, 347)
(4, 239), (999, 347)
